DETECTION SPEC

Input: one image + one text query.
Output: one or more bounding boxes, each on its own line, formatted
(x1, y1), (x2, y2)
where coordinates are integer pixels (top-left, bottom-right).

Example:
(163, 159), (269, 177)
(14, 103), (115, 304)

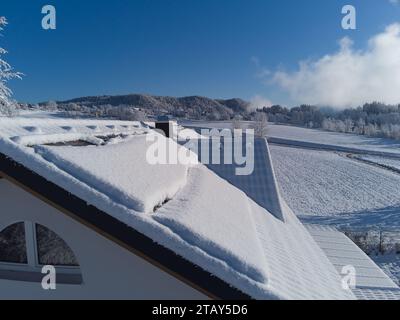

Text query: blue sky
(1, 0), (400, 105)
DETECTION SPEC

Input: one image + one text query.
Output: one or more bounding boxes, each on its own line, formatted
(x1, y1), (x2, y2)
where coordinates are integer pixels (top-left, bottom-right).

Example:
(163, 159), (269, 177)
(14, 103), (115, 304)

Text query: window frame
(0, 221), (82, 282)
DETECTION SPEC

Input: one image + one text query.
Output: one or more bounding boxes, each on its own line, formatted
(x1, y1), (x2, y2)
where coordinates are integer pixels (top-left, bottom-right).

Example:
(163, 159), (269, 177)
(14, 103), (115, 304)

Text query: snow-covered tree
(0, 17), (22, 117)
(355, 118), (366, 135)
(253, 112), (268, 137)
(344, 118), (354, 133)
(231, 115), (244, 130)
(44, 100), (58, 111)
(322, 118), (335, 131)
(364, 123), (378, 137)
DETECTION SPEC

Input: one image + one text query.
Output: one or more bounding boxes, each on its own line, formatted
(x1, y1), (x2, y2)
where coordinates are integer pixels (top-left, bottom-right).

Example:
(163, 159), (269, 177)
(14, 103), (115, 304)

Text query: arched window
(35, 224), (79, 267)
(0, 222), (82, 284)
(0, 222), (27, 264)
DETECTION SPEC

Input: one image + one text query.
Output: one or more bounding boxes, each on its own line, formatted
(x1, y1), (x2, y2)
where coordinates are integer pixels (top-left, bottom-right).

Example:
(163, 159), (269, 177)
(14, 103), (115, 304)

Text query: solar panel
(185, 134), (285, 221)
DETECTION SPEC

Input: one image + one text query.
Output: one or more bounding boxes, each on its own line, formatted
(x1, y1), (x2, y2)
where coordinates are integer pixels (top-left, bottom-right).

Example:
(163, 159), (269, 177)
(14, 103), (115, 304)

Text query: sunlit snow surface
(270, 145), (400, 223)
(183, 120), (400, 289)
(0, 114), (359, 300)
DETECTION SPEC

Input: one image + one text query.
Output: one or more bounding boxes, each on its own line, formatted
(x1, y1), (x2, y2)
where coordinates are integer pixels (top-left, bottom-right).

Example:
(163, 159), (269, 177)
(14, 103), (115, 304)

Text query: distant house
(0, 117), (399, 300)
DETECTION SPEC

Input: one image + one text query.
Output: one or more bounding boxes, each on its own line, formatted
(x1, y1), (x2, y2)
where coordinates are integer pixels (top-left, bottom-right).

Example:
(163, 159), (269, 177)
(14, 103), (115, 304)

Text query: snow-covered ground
(356, 155), (400, 171)
(183, 120), (400, 148)
(270, 144), (400, 286)
(372, 255), (400, 286)
(270, 145), (400, 226)
(266, 124), (400, 285)
(15, 110), (62, 119)
(268, 124), (400, 155)
(182, 120), (400, 154)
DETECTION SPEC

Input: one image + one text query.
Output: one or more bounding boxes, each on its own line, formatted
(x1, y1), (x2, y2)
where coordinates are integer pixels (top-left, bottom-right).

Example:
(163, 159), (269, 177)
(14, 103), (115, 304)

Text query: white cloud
(251, 56), (271, 79)
(250, 95), (273, 111)
(270, 23), (400, 109)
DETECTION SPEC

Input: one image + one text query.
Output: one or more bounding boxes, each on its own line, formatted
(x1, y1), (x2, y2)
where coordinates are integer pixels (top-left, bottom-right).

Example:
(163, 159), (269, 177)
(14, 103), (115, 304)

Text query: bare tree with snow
(231, 115), (244, 131)
(0, 17), (22, 117)
(253, 112), (268, 137)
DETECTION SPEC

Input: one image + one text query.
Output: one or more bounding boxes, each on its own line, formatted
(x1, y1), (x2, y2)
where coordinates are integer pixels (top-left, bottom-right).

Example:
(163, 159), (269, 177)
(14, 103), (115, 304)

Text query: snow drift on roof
(34, 133), (190, 213)
(11, 133), (104, 146)
(0, 116), (147, 140)
(251, 201), (355, 300)
(154, 165), (269, 283)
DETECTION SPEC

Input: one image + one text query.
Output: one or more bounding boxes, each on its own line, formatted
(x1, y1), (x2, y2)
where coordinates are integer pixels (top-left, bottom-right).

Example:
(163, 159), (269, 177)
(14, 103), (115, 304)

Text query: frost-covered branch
(0, 17), (22, 117)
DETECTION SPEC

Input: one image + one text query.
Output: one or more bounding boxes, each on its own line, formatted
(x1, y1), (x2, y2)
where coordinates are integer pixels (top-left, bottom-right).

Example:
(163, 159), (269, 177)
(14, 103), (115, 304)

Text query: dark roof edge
(0, 152), (251, 300)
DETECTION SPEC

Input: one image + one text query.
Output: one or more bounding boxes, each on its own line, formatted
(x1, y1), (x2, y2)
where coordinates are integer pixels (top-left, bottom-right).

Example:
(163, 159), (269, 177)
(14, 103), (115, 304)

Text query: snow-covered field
(270, 145), (400, 286)
(357, 155), (400, 171)
(182, 121), (400, 155)
(184, 121), (400, 229)
(267, 124), (400, 285)
(270, 145), (400, 228)
(181, 120), (400, 155)
(268, 124), (400, 156)
(373, 255), (400, 286)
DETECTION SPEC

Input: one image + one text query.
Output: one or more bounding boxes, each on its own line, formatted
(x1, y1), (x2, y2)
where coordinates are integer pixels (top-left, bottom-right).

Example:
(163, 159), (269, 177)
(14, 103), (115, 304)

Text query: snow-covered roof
(35, 136), (190, 213)
(306, 225), (400, 300)
(0, 116), (145, 142)
(195, 137), (285, 220)
(0, 115), (393, 299)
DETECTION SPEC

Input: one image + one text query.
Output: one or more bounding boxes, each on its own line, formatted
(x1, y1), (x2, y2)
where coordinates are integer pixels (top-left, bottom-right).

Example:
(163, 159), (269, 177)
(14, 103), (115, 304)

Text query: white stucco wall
(0, 178), (208, 300)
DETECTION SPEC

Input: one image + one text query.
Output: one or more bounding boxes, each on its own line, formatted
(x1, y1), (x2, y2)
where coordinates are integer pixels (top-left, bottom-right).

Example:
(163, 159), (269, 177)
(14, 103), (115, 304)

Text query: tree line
(261, 102), (400, 141)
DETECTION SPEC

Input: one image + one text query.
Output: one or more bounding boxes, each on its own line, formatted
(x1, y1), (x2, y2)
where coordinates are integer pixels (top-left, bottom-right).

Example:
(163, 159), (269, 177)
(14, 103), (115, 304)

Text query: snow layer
(267, 124), (400, 155)
(0, 116), (145, 140)
(0, 136), (355, 299)
(0, 115), (361, 299)
(11, 133), (104, 146)
(177, 126), (205, 140)
(35, 134), (189, 213)
(251, 201), (354, 300)
(196, 138), (285, 220)
(154, 165), (269, 283)
(182, 121), (400, 156)
(307, 225), (398, 289)
(357, 155), (400, 171)
(155, 164), (355, 299)
(270, 145), (400, 218)
(373, 255), (400, 287)
(0, 136), (274, 298)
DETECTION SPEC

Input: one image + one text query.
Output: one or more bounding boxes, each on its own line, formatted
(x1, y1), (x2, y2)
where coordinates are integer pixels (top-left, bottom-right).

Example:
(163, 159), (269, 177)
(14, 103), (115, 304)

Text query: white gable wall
(0, 178), (208, 300)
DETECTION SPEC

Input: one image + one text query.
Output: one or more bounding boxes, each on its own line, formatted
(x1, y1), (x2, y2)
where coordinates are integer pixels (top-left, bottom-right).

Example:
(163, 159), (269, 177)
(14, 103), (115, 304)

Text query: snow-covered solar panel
(352, 288), (400, 300)
(306, 225), (400, 300)
(189, 136), (285, 221)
